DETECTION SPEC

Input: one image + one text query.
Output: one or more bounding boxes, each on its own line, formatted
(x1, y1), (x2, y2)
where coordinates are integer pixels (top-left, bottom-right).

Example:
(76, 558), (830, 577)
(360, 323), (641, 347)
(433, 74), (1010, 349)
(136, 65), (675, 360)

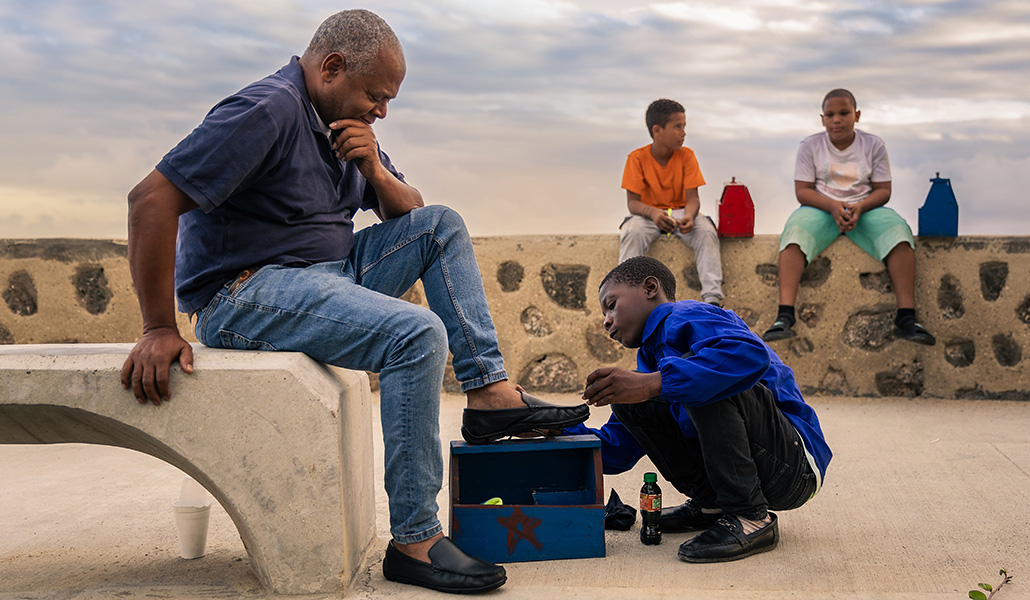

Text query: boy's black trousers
(611, 383), (817, 520)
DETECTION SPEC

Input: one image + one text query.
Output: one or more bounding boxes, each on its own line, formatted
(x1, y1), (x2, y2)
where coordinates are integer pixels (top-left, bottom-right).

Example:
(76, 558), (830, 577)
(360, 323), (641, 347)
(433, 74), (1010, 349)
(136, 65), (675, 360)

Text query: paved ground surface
(2, 393), (1028, 600)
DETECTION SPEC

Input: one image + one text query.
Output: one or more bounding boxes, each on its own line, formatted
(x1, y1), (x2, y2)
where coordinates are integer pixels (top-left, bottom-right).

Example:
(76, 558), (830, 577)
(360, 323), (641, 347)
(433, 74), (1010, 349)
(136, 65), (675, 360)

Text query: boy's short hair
(645, 99), (685, 138)
(600, 256), (677, 301)
(822, 88), (857, 111)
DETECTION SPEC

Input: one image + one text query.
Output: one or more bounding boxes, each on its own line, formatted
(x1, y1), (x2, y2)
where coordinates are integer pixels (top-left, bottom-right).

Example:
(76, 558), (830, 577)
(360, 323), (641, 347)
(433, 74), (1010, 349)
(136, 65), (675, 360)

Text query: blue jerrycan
(918, 172), (958, 237)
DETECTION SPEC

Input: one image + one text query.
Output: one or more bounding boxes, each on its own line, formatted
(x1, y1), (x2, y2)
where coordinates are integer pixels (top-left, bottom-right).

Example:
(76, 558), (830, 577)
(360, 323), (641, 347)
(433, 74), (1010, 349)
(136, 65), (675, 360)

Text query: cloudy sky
(1, 0), (1027, 240)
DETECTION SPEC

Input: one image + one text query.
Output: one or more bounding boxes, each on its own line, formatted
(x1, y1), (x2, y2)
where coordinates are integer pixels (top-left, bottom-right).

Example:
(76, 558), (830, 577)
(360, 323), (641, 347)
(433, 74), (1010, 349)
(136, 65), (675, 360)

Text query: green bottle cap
(644, 472), (657, 483)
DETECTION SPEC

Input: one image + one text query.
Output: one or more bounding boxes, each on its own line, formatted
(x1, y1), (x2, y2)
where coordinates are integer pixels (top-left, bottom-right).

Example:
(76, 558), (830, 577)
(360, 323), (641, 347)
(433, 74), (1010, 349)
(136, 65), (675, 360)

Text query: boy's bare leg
(884, 243), (916, 309)
(776, 244), (806, 306)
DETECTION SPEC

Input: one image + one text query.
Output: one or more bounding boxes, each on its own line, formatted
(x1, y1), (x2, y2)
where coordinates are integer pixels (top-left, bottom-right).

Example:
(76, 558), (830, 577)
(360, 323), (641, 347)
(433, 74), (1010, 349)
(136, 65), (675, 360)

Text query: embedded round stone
(586, 326), (623, 363)
(859, 270), (893, 294)
(875, 362), (924, 397)
(3, 270), (37, 316)
(944, 339), (976, 368)
(937, 274), (964, 320)
(978, 261), (1008, 302)
(799, 256), (831, 288)
(497, 261), (524, 292)
(540, 264), (589, 309)
(789, 337), (814, 357)
(992, 334), (1022, 367)
(519, 353), (580, 392)
(520, 306), (553, 337)
(798, 304), (823, 328)
(733, 307), (759, 328)
(819, 367), (849, 395)
(755, 264), (778, 287)
(73, 264), (113, 315)
(681, 263), (702, 292)
(842, 306), (894, 351)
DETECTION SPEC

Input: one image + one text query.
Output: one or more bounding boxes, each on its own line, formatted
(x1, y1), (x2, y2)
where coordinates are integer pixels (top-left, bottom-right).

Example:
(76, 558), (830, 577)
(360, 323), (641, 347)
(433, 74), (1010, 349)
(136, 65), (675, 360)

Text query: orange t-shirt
(621, 145), (705, 210)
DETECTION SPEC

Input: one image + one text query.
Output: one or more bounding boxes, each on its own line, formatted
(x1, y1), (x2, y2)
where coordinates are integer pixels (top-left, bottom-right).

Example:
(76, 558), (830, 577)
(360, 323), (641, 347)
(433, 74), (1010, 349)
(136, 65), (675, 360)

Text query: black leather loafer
(382, 537), (506, 594)
(660, 499), (722, 533)
(677, 513), (778, 563)
(461, 390), (589, 444)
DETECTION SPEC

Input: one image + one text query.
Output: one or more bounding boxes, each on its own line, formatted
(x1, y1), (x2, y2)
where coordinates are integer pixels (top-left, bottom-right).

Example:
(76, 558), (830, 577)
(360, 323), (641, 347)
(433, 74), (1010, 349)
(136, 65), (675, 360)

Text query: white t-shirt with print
(794, 129), (891, 205)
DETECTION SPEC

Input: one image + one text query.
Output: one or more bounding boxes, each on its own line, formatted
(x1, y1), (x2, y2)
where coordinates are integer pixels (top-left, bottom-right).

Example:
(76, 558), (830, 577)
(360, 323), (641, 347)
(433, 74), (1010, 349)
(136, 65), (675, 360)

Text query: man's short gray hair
(304, 9), (401, 76)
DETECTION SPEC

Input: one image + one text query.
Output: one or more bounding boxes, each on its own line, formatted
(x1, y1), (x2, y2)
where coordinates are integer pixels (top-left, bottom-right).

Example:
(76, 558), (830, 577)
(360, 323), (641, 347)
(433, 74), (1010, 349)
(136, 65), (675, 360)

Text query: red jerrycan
(717, 177), (754, 237)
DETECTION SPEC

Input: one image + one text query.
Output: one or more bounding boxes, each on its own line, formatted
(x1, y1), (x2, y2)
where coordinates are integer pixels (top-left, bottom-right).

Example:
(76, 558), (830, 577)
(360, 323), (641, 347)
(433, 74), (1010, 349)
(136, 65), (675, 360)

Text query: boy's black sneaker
(893, 318), (936, 346)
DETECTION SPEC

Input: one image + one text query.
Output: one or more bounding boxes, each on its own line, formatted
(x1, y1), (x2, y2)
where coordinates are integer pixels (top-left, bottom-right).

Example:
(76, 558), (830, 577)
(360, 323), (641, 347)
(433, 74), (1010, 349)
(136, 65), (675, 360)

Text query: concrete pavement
(2, 393), (1028, 599)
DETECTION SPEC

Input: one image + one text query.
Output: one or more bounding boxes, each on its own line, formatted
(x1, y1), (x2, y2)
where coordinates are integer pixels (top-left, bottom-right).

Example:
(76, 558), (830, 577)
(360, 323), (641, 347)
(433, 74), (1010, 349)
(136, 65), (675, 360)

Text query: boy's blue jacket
(567, 301), (832, 480)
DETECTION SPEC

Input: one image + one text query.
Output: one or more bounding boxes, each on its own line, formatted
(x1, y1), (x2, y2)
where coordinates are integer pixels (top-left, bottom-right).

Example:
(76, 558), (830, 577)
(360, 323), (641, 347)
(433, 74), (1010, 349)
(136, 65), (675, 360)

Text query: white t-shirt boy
(794, 128), (891, 204)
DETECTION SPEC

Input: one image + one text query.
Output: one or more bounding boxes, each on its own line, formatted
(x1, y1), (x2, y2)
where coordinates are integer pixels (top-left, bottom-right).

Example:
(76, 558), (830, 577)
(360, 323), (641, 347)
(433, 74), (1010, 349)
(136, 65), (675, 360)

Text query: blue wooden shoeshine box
(449, 435), (605, 563)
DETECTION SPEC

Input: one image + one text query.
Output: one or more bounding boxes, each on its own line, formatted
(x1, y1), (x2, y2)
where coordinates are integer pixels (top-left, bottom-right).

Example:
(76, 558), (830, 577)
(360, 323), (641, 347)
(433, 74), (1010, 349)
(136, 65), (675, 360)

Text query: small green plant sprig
(969, 569), (1012, 600)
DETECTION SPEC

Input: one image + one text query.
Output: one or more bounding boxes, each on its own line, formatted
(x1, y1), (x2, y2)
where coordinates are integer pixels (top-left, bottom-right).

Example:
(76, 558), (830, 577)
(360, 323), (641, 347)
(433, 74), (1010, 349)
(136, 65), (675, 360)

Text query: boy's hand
(830, 201), (852, 232)
(583, 367), (661, 407)
(677, 215), (695, 233)
(839, 203), (863, 233)
(651, 210), (677, 233)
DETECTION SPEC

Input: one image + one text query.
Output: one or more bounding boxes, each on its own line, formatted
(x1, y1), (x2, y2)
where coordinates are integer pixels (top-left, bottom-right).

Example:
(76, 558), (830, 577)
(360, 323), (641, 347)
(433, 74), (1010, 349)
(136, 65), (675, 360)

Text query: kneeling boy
(566, 256), (831, 562)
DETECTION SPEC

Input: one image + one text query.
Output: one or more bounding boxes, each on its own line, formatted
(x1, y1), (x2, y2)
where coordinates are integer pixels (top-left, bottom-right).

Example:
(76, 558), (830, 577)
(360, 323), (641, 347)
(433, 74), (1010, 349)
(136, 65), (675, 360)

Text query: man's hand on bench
(121, 327), (195, 405)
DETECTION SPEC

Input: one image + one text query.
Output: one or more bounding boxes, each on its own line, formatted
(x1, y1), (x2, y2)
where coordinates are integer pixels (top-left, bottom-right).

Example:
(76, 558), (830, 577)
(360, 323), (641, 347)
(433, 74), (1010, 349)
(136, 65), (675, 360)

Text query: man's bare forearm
(127, 170), (197, 332)
(371, 167), (423, 220)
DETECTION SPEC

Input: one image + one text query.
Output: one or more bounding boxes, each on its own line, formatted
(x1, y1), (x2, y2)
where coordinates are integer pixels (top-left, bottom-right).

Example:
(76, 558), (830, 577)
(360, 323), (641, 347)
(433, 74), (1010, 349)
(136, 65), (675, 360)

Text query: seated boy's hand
(583, 367), (661, 407)
(651, 210), (677, 233)
(839, 203), (863, 233)
(830, 201), (852, 232)
(677, 215), (695, 233)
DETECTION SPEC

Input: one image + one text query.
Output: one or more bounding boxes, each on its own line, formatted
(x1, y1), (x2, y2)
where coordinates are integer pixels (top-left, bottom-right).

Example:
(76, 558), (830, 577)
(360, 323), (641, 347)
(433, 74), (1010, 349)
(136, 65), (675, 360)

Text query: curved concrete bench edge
(0, 343), (376, 595)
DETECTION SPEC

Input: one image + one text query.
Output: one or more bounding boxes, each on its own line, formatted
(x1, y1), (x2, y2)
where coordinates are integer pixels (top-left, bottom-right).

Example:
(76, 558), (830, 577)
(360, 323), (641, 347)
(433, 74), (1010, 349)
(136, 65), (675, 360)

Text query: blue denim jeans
(193, 205), (508, 543)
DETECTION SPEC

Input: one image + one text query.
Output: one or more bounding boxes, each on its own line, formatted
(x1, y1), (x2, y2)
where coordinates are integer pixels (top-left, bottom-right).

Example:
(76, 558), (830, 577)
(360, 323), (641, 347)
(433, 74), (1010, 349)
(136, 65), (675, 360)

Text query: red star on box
(495, 507), (544, 555)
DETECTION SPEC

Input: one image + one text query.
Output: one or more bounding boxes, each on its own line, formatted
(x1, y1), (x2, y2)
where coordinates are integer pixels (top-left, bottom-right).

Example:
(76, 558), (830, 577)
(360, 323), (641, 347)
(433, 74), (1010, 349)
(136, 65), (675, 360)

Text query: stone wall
(2, 236), (1028, 399)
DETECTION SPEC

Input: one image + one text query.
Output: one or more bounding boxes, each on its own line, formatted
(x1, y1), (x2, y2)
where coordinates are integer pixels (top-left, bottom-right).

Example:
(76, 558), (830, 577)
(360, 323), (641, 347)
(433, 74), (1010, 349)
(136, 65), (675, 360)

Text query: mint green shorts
(779, 206), (914, 263)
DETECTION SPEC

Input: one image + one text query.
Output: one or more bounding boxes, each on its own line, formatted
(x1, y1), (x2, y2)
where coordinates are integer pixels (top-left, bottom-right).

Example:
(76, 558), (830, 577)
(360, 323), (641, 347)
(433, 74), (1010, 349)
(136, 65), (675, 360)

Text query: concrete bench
(0, 343), (375, 595)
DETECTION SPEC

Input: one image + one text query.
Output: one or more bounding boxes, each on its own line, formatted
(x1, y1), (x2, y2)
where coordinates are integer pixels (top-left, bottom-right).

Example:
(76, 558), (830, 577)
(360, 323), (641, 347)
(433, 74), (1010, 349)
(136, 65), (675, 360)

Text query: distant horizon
(2, 1), (1027, 240)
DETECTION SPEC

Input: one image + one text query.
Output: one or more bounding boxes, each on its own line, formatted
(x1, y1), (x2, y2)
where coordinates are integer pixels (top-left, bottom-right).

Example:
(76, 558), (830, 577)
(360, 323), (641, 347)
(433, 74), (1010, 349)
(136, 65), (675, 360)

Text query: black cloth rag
(604, 488), (637, 530)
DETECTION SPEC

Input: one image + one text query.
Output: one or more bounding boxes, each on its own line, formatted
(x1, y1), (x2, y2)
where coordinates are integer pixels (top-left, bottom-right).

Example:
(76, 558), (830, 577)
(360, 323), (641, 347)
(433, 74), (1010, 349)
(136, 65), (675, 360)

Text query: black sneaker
(893, 318), (936, 346)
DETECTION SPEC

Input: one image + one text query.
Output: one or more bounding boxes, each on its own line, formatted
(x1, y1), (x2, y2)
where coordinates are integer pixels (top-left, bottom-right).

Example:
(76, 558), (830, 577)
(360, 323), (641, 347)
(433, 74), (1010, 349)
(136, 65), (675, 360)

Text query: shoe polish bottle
(640, 472), (662, 545)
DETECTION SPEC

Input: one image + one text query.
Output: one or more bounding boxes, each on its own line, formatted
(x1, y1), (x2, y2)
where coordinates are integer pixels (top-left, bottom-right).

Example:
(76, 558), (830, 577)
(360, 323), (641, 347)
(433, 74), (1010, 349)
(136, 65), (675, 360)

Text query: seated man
(762, 88), (935, 345)
(119, 10), (587, 594)
(618, 99), (724, 306)
(567, 256), (831, 562)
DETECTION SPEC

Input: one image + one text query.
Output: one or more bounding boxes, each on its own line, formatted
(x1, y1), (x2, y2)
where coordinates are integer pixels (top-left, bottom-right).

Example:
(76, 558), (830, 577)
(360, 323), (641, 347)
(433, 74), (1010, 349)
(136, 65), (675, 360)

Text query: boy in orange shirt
(619, 99), (724, 306)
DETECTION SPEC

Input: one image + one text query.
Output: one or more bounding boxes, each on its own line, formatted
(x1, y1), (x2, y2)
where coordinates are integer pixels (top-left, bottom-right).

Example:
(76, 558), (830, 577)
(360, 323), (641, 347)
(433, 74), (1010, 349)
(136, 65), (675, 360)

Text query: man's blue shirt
(157, 56), (404, 314)
(568, 301), (832, 480)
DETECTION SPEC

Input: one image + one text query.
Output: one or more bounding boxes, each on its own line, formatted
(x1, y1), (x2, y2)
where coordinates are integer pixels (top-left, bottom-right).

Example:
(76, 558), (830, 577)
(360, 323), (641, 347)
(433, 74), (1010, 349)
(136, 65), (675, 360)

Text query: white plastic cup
(179, 476), (210, 507)
(173, 503), (211, 559)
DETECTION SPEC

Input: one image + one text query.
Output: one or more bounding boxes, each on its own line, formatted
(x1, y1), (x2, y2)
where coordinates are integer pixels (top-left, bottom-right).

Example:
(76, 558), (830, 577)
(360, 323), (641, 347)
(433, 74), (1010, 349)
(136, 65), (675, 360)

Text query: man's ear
(854, 109), (861, 123)
(321, 52), (346, 82)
